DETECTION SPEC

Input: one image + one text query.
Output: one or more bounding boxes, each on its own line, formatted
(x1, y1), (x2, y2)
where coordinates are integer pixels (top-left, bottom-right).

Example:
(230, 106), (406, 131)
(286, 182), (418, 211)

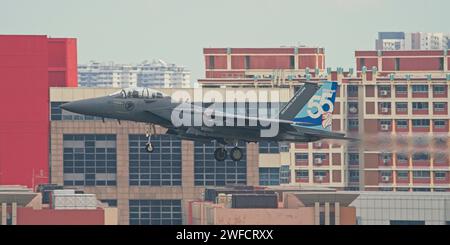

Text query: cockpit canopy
(109, 87), (167, 99)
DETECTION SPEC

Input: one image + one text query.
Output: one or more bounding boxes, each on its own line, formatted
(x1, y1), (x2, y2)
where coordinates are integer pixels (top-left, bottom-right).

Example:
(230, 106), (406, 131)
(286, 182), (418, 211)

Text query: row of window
(129, 200), (182, 225)
(378, 170), (447, 179)
(378, 102), (447, 111)
(63, 134), (248, 187)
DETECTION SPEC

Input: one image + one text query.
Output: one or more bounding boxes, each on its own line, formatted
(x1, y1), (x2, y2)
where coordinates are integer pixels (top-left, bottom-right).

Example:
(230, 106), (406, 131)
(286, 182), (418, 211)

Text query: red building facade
(0, 35), (77, 188)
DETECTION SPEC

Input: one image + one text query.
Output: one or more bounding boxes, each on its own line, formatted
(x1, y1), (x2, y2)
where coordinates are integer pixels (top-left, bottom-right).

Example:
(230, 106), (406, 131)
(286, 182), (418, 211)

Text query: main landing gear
(213, 143), (244, 162)
(145, 124), (156, 153)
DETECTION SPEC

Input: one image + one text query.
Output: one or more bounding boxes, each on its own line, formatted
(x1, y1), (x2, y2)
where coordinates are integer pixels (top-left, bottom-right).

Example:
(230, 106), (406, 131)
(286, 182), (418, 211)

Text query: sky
(1, 0), (448, 81)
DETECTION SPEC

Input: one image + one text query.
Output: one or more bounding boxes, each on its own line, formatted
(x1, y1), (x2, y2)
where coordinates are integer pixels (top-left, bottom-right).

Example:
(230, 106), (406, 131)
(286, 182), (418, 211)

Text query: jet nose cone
(60, 100), (91, 114)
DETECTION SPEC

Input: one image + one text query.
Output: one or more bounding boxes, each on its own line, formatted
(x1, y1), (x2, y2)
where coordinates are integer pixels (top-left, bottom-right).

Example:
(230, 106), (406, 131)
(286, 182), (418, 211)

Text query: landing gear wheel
(230, 147), (243, 161)
(145, 142), (154, 153)
(214, 148), (227, 161)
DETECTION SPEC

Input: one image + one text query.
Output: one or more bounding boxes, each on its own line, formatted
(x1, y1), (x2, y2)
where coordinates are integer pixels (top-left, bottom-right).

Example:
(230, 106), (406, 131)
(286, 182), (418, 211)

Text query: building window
(101, 199), (117, 207)
(295, 170), (308, 179)
(359, 58), (365, 69)
(349, 170), (359, 182)
(129, 200), (182, 225)
(396, 120), (408, 128)
(434, 120), (447, 128)
(63, 134), (117, 186)
(348, 102), (358, 114)
(379, 120), (391, 129)
(259, 167), (280, 186)
(348, 119), (359, 130)
(129, 135), (182, 186)
(348, 153), (359, 165)
(412, 152), (430, 161)
(279, 165), (290, 184)
(396, 153), (409, 163)
(244, 56), (250, 69)
(412, 102), (428, 110)
(433, 85), (446, 94)
(433, 102), (446, 111)
(378, 86), (390, 96)
(396, 102), (408, 112)
(259, 141), (281, 154)
(411, 85), (428, 93)
(397, 171), (408, 179)
(295, 153), (308, 162)
(412, 119), (430, 128)
(434, 171), (446, 180)
(395, 85), (407, 95)
(289, 56), (295, 69)
(439, 57), (444, 70)
(434, 152), (448, 163)
(394, 58), (400, 71)
(194, 142), (246, 186)
(209, 56), (215, 69)
(412, 171), (430, 178)
(313, 170), (327, 177)
(412, 188), (431, 192)
(347, 85), (358, 97)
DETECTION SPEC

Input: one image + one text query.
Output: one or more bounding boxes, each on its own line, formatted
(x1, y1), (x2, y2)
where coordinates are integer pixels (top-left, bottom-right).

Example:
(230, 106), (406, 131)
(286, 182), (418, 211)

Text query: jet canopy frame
(109, 87), (166, 99)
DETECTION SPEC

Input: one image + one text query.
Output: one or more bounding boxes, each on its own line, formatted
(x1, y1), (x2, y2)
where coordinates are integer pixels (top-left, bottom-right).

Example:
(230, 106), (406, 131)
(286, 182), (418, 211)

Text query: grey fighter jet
(61, 81), (355, 161)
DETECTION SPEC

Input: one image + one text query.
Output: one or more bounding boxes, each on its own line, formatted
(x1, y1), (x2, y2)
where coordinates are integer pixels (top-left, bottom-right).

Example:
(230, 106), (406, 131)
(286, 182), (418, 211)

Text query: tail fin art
(285, 81), (338, 131)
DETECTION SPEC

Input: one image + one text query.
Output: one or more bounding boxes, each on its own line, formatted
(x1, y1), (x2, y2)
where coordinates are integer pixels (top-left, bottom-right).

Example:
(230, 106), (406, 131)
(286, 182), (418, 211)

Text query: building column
(117, 126), (130, 225)
(246, 142), (259, 186)
(314, 202), (320, 225)
(335, 202), (340, 225)
(12, 202), (17, 225)
(324, 202), (330, 225)
(1, 203), (6, 225)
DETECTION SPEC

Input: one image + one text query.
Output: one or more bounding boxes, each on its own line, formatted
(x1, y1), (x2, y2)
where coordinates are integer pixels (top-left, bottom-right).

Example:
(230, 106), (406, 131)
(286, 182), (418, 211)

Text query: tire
(230, 147), (243, 161)
(214, 148), (227, 161)
(145, 143), (154, 153)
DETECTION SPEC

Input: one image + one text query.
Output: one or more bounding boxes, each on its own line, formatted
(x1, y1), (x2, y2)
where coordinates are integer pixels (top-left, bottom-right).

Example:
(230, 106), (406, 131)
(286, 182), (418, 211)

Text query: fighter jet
(61, 81), (355, 161)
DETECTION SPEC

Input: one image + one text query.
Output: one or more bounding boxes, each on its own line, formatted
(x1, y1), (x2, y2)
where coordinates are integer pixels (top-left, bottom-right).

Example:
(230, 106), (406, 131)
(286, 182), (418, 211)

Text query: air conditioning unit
(314, 158), (323, 164)
(380, 90), (388, 96)
(315, 142), (322, 147)
(315, 176), (324, 182)
(381, 107), (389, 113)
(382, 176), (390, 182)
(380, 124), (389, 131)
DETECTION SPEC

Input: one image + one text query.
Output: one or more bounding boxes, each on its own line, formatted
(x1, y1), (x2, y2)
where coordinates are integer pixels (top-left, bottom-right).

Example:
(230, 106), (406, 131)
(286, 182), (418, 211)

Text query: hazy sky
(1, 0), (448, 81)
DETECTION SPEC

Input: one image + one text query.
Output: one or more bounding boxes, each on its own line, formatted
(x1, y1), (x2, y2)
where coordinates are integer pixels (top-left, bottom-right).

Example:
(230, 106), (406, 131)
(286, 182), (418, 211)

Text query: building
(351, 191), (450, 225)
(0, 185), (117, 225)
(200, 47), (326, 87)
(0, 35), (77, 188)
(376, 32), (450, 50)
(78, 60), (191, 88)
(199, 47), (450, 193)
(375, 32), (406, 51)
(189, 186), (358, 225)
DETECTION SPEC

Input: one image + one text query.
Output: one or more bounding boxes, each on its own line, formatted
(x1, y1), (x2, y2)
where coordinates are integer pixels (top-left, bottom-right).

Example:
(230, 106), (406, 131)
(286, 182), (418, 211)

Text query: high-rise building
(0, 35), (77, 188)
(377, 32), (450, 50)
(375, 32), (406, 51)
(78, 60), (191, 88)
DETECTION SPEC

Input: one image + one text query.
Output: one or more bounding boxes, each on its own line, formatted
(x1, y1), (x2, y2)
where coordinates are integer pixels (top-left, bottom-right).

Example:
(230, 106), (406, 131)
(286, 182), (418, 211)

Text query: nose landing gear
(145, 124), (156, 153)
